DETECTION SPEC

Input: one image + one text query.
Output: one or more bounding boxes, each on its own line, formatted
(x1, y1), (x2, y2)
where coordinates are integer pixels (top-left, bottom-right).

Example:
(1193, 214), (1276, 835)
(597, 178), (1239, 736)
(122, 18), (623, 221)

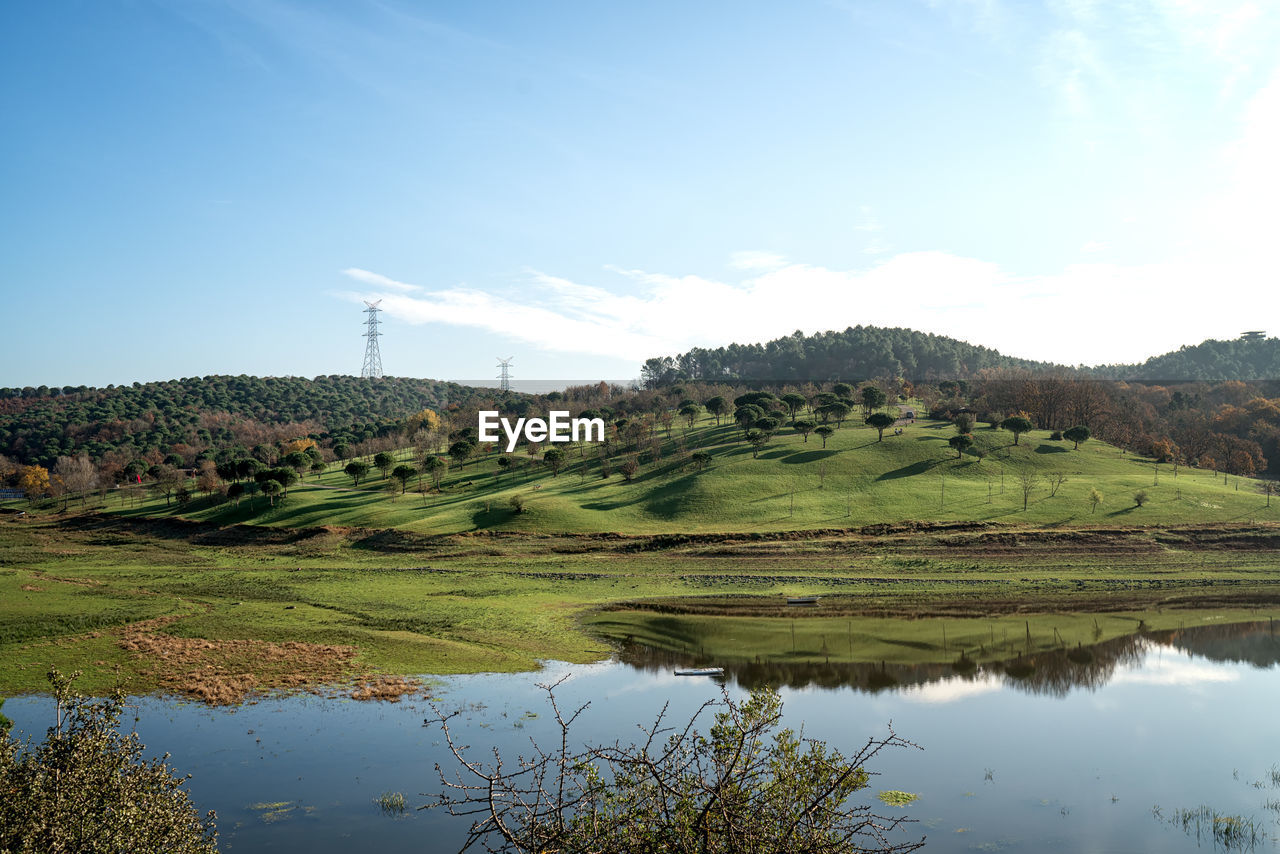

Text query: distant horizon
(2, 325), (1274, 392)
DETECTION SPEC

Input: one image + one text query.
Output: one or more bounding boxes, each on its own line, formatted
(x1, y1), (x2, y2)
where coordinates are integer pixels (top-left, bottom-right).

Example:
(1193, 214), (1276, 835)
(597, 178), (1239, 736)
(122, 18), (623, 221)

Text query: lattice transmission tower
(497, 357), (513, 391)
(361, 300), (384, 379)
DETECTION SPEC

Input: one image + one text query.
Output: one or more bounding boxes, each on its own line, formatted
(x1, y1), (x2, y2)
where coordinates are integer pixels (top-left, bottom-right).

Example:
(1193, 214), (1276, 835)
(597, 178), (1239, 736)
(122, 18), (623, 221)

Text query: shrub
(429, 683), (923, 854)
(0, 669), (217, 854)
(1134, 489), (1149, 507)
(1049, 431), (1063, 441)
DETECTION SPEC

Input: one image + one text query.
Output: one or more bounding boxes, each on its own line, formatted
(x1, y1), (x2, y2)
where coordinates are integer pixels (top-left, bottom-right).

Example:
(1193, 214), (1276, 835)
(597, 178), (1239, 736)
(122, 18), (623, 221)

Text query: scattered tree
(448, 441), (475, 469)
(542, 447), (566, 477)
(1062, 425), (1091, 450)
(948, 433), (974, 458)
(260, 479), (282, 507)
(781, 392), (808, 423)
(373, 452), (395, 479)
(1046, 472), (1068, 497)
(866, 412), (896, 442)
(793, 420), (816, 442)
(391, 464), (418, 494)
(1088, 487), (1103, 513)
(1000, 416), (1033, 446)
(734, 405), (765, 435)
(705, 396), (729, 425)
(344, 460), (370, 487)
(1018, 471), (1040, 511)
(815, 425), (835, 448)
(1133, 489), (1149, 507)
(18, 464), (51, 502)
(619, 457), (639, 481)
(860, 385), (887, 417)
(747, 430), (770, 458)
(1259, 480), (1276, 508)
(423, 455), (446, 488)
(690, 450), (712, 471)
(54, 454), (97, 504)
(508, 493), (526, 514)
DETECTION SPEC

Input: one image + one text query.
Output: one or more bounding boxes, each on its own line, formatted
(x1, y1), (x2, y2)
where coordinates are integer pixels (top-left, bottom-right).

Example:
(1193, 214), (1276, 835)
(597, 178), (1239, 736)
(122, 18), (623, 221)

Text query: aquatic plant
(375, 791), (407, 815)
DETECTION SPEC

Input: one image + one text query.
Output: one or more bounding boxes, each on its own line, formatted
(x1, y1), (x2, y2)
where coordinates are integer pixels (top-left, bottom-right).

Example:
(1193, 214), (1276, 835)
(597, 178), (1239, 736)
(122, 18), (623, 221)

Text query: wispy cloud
(342, 268), (421, 292)
(339, 240), (1273, 367)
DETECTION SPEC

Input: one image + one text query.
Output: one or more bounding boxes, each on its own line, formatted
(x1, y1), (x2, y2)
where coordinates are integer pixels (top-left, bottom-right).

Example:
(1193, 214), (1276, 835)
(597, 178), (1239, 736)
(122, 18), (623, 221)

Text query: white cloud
(1109, 650), (1239, 688)
(341, 267), (421, 292)
(341, 245), (1272, 367)
(899, 673), (1004, 704)
(728, 251), (787, 272)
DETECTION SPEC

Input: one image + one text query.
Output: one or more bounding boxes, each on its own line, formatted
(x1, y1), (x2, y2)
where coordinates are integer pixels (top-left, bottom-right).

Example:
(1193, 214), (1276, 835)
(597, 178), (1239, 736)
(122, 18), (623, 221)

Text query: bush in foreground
(429, 681), (923, 853)
(0, 669), (218, 854)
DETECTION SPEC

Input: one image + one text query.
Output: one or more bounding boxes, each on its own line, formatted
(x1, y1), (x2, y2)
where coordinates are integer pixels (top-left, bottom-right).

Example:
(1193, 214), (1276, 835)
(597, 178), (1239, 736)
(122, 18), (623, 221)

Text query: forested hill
(0, 375), (517, 467)
(641, 326), (1062, 385)
(643, 327), (1280, 385)
(1099, 336), (1280, 381)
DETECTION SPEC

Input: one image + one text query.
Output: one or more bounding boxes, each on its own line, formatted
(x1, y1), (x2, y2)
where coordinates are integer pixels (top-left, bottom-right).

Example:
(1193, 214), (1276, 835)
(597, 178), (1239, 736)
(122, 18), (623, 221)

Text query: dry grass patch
(117, 617), (360, 705)
(348, 674), (423, 702)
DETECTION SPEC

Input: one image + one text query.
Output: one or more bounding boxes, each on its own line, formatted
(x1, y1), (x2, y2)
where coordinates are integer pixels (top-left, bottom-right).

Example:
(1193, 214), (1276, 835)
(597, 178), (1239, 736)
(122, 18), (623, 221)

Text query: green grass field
(2, 414), (1275, 702)
(2, 512), (1278, 698)
(94, 417), (1275, 535)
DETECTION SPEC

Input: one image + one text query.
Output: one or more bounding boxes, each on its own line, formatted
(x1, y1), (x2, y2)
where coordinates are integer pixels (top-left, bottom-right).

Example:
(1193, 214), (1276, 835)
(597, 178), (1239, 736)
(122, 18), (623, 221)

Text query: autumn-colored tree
(404, 408), (442, 434)
(1230, 450), (1256, 478)
(1149, 438), (1176, 463)
(17, 465), (50, 502)
(281, 438), (317, 456)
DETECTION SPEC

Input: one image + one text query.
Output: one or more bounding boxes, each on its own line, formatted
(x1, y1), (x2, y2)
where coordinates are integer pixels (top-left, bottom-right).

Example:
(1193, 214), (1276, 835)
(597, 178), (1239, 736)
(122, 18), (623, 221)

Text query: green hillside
(108, 412), (1274, 535)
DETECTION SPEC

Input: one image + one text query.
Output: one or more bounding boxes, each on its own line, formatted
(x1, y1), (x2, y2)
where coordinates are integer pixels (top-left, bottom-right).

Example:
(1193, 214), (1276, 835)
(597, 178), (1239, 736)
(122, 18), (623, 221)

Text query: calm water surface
(6, 621), (1280, 853)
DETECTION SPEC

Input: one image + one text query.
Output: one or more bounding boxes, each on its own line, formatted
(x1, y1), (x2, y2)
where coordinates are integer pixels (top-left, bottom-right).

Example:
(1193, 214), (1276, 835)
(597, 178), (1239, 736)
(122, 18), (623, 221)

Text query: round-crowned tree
(865, 412), (896, 441)
(1063, 425), (1091, 450)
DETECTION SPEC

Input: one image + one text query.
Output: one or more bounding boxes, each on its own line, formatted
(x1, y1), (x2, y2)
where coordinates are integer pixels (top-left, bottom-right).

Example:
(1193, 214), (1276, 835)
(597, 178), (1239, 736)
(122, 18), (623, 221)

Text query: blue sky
(2, 0), (1277, 388)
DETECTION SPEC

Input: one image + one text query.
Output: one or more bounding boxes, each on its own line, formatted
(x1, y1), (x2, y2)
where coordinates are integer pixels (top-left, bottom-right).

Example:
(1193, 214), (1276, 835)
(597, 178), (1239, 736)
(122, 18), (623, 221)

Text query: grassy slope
(105, 417), (1274, 534)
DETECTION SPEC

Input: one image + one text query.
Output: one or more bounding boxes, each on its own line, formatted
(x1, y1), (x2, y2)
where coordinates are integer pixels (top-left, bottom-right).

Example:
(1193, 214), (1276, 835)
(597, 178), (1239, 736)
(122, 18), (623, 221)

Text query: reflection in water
(616, 620), (1280, 698)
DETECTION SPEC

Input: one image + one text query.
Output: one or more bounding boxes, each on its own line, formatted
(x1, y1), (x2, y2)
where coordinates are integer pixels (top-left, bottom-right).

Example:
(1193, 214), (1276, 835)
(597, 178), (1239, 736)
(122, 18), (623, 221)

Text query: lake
(5, 619), (1280, 852)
